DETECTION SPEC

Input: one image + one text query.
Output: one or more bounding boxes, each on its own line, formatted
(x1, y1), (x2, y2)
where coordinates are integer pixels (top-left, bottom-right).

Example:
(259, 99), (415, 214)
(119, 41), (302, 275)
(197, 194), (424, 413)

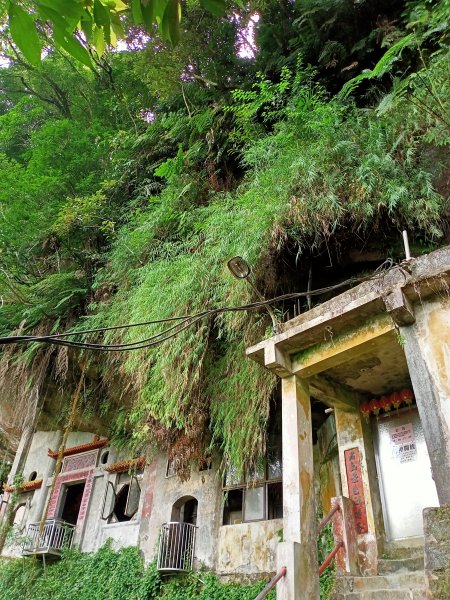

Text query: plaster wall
(4, 430), (283, 579)
(138, 453), (222, 569)
(22, 430), (61, 482)
(217, 518), (282, 579)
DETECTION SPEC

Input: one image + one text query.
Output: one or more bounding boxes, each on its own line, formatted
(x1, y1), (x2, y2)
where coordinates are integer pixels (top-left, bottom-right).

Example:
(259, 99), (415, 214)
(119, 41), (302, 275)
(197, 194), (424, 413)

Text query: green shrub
(0, 546), (275, 600)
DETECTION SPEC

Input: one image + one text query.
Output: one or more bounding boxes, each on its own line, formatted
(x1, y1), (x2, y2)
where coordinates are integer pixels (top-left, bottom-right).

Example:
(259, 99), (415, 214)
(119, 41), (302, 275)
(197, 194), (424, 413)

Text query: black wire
(0, 268), (391, 352)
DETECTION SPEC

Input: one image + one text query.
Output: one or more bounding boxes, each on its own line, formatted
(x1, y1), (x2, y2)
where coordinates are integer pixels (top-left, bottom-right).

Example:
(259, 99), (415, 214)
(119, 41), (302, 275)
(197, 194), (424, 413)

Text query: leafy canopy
(3, 0), (232, 68)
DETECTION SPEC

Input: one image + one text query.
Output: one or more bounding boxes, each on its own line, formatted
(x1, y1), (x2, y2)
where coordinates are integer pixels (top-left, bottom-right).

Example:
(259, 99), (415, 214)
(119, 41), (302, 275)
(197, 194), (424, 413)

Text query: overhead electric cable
(0, 266), (396, 352)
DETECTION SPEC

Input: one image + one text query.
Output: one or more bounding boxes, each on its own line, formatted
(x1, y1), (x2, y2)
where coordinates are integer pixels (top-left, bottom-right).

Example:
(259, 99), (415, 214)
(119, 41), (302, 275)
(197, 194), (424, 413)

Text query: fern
(338, 34), (415, 99)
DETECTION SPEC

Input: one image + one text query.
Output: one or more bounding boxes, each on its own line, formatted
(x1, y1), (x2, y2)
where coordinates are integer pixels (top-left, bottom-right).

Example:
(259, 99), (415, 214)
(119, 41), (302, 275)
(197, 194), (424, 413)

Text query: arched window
(171, 495), (198, 525)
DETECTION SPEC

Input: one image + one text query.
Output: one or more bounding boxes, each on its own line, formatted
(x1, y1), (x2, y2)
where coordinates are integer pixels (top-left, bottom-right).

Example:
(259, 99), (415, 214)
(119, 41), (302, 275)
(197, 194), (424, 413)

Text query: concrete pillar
(400, 298), (450, 504)
(331, 496), (359, 576)
(277, 375), (319, 600)
(423, 505), (450, 599)
(32, 430), (62, 523)
(335, 409), (382, 575)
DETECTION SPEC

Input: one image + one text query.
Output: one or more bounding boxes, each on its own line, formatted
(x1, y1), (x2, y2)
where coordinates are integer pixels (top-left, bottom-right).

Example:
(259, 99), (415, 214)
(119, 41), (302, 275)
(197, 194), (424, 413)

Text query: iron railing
(157, 521), (197, 572)
(22, 519), (75, 556)
(254, 566), (287, 600)
(317, 504), (344, 576)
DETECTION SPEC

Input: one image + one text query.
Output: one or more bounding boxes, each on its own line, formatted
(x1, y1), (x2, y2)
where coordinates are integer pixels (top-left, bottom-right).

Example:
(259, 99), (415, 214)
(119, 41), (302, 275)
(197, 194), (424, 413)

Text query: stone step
(382, 540), (424, 560)
(340, 571), (425, 592)
(377, 556), (424, 574)
(333, 590), (425, 600)
(332, 571), (426, 600)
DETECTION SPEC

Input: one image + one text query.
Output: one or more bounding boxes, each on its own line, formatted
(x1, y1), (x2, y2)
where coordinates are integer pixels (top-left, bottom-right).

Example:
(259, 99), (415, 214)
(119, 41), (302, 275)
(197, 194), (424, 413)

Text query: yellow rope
(39, 366), (85, 536)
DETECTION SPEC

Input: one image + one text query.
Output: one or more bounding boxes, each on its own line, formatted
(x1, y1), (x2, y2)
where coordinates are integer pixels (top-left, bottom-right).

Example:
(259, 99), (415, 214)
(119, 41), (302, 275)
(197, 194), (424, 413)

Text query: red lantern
(369, 398), (381, 416)
(379, 395), (391, 413)
(400, 388), (414, 406)
(390, 392), (402, 410)
(360, 402), (372, 422)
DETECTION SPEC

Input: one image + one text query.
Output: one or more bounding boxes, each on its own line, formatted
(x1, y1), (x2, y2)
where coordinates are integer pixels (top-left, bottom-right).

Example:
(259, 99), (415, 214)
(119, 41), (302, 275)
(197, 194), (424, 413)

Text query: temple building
(2, 245), (450, 599)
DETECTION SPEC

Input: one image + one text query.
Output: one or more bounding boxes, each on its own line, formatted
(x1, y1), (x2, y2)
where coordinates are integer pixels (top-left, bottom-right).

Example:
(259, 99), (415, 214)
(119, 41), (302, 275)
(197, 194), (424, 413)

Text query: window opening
(223, 489), (243, 525)
(198, 457), (212, 472)
(244, 485), (265, 521)
(222, 397), (283, 524)
(101, 451), (109, 465)
(267, 482), (283, 519)
(59, 481), (86, 525)
(101, 471), (142, 523)
(165, 458), (181, 478)
(28, 471), (37, 482)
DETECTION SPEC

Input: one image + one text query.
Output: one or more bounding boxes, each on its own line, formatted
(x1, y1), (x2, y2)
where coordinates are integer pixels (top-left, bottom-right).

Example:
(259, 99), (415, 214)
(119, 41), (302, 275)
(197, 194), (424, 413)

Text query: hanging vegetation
(0, 0), (448, 477)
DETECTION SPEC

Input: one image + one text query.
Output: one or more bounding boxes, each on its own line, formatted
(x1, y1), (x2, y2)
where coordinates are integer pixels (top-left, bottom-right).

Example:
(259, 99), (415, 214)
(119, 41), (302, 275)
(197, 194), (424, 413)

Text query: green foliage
(4, 0), (228, 68)
(317, 520), (336, 600)
(0, 546), (274, 600)
(0, 0), (448, 476)
(338, 34), (416, 100)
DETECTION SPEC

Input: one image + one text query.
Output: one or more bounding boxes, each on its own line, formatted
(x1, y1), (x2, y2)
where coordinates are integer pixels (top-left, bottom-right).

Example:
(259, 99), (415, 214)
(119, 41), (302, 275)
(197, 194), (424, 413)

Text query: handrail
(157, 521), (197, 572)
(317, 503), (345, 576)
(22, 519), (75, 555)
(318, 540), (344, 575)
(317, 504), (340, 535)
(254, 566), (287, 600)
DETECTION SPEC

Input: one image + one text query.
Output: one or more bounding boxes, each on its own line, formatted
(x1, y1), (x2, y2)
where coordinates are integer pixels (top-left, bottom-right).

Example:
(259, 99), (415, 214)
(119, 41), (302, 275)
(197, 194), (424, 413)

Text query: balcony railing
(157, 521), (197, 572)
(22, 519), (75, 557)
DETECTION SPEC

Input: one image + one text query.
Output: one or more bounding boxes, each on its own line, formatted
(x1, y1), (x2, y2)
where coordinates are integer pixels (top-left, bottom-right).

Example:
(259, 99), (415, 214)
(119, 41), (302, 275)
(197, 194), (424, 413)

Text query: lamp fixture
(227, 256), (251, 279)
(226, 256), (279, 334)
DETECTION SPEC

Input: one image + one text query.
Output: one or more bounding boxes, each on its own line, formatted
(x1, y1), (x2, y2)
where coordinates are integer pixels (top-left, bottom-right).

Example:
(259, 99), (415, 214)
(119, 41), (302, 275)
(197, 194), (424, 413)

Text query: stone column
(335, 408), (382, 575)
(32, 431), (62, 523)
(276, 375), (320, 600)
(400, 298), (450, 505)
(423, 505), (450, 599)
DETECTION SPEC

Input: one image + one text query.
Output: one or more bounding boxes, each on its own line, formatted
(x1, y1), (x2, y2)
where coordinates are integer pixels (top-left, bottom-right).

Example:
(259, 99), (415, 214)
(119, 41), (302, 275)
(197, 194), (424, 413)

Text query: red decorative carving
(47, 468), (94, 522)
(344, 447), (368, 535)
(48, 437), (108, 458)
(62, 451), (98, 473)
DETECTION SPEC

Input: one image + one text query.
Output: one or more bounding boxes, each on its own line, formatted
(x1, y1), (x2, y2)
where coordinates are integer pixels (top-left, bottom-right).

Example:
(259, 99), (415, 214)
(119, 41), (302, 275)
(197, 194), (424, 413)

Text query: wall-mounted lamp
(227, 256), (279, 334)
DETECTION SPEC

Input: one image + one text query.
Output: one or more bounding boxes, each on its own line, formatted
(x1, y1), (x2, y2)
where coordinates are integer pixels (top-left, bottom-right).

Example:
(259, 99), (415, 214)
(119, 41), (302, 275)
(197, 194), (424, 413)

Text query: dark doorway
(182, 499), (198, 525)
(60, 481), (85, 525)
(171, 496), (198, 525)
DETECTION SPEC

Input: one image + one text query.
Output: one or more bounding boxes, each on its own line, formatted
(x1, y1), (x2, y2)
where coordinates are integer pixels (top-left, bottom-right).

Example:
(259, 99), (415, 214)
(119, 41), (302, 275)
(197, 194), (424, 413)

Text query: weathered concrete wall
(401, 297), (450, 504)
(424, 506), (450, 599)
(3, 429), (283, 579)
(138, 453), (223, 569)
(21, 430), (61, 485)
(217, 518), (283, 580)
(78, 446), (141, 553)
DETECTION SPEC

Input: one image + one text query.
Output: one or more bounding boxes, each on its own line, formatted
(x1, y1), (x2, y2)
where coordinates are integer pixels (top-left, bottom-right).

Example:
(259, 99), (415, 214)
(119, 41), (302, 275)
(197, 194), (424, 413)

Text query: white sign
(390, 423), (417, 463)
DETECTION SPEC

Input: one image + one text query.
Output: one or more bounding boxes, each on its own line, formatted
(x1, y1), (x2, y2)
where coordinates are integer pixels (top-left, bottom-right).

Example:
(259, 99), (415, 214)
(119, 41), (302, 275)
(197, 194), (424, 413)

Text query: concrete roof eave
(246, 245), (450, 370)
